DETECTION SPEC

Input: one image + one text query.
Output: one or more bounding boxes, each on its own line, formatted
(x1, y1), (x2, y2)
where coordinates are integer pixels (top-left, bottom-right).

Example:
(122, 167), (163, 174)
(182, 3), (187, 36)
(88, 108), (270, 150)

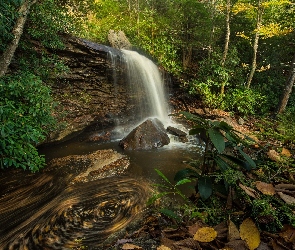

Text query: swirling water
(0, 163), (150, 249)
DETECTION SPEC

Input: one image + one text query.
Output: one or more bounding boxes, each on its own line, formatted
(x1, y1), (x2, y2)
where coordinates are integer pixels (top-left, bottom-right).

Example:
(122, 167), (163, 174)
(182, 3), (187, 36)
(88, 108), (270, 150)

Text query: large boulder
(119, 118), (170, 150)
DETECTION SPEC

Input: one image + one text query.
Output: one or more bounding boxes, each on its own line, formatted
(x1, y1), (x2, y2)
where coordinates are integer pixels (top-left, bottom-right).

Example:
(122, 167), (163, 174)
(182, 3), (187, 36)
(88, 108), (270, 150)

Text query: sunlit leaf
(175, 178), (191, 186)
(157, 245), (171, 250)
(193, 227), (217, 242)
(240, 218), (260, 250)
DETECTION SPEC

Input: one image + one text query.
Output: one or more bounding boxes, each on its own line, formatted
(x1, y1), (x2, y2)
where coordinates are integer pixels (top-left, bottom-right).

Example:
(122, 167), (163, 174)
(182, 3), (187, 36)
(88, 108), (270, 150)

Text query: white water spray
(121, 49), (169, 125)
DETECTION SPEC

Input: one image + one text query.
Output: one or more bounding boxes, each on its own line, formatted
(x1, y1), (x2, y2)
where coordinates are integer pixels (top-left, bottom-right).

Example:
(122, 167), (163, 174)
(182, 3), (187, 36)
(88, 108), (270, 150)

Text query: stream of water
(0, 47), (203, 249)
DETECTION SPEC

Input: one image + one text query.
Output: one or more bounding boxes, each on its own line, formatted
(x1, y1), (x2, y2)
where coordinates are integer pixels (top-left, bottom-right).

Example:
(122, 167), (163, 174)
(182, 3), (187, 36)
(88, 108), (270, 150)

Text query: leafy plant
(147, 168), (203, 222)
(173, 111), (257, 200)
(223, 87), (266, 116)
(0, 72), (56, 172)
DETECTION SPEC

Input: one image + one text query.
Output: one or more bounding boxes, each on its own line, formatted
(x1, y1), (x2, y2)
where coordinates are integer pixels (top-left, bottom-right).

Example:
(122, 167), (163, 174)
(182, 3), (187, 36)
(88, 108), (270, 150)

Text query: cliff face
(47, 35), (130, 143)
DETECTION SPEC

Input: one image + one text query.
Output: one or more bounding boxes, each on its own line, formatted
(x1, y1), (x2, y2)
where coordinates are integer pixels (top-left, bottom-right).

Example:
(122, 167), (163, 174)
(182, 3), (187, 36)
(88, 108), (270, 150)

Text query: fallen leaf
(255, 181), (275, 195)
(279, 225), (295, 243)
(240, 218), (260, 250)
(281, 148), (292, 157)
(157, 245), (171, 250)
(239, 183), (258, 198)
(271, 239), (289, 250)
(173, 238), (201, 249)
(267, 150), (281, 162)
(122, 243), (143, 250)
(188, 220), (207, 236)
(225, 239), (248, 250)
(193, 227), (217, 242)
(257, 242), (271, 250)
(277, 192), (295, 204)
(214, 221), (228, 239)
(228, 220), (240, 241)
(275, 183), (295, 190)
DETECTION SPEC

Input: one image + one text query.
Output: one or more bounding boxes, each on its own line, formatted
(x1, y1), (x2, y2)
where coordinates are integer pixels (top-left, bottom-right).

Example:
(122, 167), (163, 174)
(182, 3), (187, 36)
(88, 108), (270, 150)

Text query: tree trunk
(246, 0), (263, 88)
(220, 0), (231, 95)
(221, 0), (231, 67)
(277, 52), (295, 114)
(0, 0), (37, 78)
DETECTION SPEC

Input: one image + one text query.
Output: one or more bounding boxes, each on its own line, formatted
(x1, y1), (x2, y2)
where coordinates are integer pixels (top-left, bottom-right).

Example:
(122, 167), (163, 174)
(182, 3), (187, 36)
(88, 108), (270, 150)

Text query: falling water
(121, 49), (169, 125)
(108, 49), (170, 130)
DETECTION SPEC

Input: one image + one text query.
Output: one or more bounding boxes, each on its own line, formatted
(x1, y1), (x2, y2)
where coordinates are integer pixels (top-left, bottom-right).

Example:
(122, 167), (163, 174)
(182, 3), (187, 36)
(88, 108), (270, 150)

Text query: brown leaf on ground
(239, 183), (258, 198)
(279, 225), (295, 243)
(275, 183), (295, 190)
(160, 237), (176, 250)
(122, 243), (143, 249)
(174, 238), (201, 249)
(277, 192), (295, 204)
(157, 245), (172, 250)
(163, 227), (187, 239)
(187, 220), (207, 237)
(193, 227), (217, 242)
(257, 242), (271, 250)
(255, 181), (275, 195)
(271, 239), (290, 250)
(228, 220), (240, 242)
(240, 218), (261, 250)
(214, 221), (228, 240)
(225, 239), (249, 250)
(281, 148), (292, 157)
(267, 149), (281, 162)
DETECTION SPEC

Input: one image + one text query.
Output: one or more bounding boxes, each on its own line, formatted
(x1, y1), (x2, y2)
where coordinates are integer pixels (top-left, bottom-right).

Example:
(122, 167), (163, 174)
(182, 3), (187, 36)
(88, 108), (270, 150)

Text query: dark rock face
(119, 118), (170, 150)
(46, 34), (130, 143)
(166, 126), (188, 143)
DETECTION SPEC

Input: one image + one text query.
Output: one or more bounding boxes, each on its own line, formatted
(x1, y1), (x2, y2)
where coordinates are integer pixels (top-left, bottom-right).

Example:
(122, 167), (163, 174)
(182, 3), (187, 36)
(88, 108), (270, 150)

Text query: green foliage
(0, 72), (56, 172)
(257, 109), (295, 144)
(173, 112), (256, 200)
(0, 0), (22, 52)
(26, 0), (78, 49)
(224, 87), (267, 116)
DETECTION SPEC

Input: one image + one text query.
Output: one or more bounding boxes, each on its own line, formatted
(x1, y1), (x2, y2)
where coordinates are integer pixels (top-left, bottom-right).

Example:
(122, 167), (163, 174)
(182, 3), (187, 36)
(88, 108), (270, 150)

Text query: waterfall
(108, 49), (169, 129)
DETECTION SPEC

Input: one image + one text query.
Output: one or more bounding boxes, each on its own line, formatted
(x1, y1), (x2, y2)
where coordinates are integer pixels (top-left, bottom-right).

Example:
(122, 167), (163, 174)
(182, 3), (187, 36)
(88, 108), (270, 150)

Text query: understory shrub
(0, 72), (56, 172)
(224, 87), (266, 116)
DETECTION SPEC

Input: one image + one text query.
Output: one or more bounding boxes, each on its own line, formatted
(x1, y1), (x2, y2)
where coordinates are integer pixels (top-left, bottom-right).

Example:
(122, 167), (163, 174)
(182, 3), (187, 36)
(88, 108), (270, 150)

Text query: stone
(119, 118), (170, 150)
(166, 126), (188, 143)
(108, 30), (132, 50)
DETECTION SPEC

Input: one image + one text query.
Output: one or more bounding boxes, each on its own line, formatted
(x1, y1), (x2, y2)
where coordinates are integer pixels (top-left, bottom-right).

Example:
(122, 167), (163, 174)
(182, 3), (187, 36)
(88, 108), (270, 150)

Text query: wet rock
(166, 126), (188, 143)
(46, 149), (130, 183)
(119, 118), (170, 150)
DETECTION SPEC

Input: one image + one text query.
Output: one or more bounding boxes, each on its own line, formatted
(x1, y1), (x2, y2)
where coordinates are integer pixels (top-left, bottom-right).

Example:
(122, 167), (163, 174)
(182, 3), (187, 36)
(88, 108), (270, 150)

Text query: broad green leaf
(189, 127), (206, 135)
(220, 154), (251, 171)
(214, 156), (230, 171)
(208, 128), (225, 153)
(160, 208), (181, 221)
(175, 178), (192, 186)
(147, 192), (170, 205)
(155, 168), (171, 184)
(198, 176), (213, 200)
(174, 168), (200, 182)
(238, 148), (256, 169)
